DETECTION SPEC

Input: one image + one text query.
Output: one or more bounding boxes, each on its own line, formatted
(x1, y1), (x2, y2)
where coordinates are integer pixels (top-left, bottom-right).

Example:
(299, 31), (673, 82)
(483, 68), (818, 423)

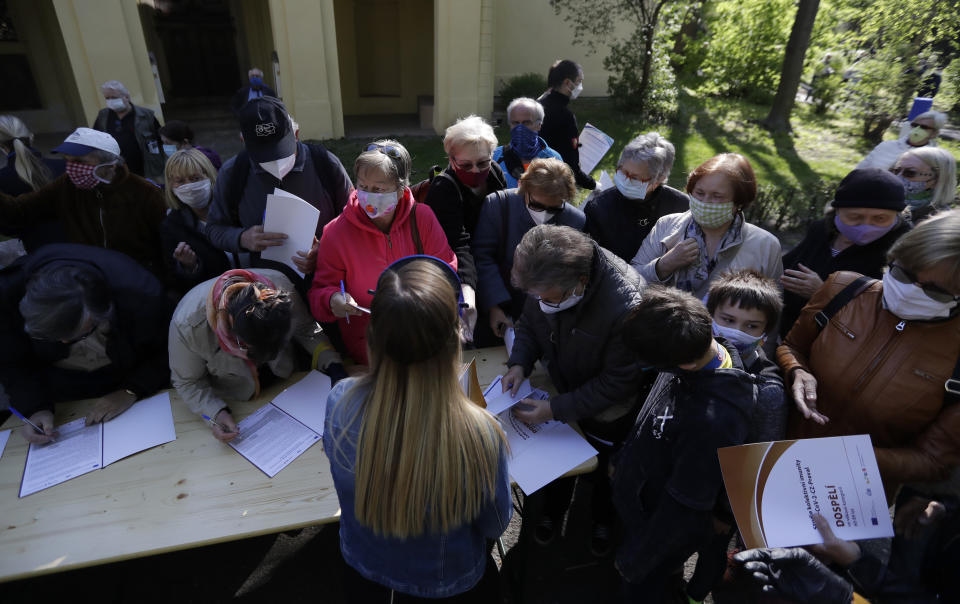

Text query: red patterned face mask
(65, 160), (100, 189)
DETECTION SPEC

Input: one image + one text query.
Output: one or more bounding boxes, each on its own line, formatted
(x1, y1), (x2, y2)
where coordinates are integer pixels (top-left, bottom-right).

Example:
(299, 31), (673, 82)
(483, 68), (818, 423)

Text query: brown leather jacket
(778, 271), (960, 489)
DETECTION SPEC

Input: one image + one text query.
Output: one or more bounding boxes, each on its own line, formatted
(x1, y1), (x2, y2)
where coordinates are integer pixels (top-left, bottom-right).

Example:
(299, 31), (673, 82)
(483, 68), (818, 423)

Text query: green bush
(496, 73), (548, 110)
(745, 176), (842, 230)
(605, 28), (678, 122)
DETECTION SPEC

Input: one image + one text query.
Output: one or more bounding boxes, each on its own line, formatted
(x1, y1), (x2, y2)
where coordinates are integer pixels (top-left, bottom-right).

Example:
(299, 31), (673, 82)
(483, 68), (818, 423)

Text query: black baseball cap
(238, 96), (296, 164)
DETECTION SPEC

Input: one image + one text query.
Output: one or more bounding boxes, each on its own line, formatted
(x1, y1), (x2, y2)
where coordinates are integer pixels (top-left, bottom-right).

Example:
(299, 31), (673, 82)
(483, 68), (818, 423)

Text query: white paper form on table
(270, 370), (332, 436)
(482, 375), (535, 415)
(497, 389), (597, 495)
(228, 403), (320, 478)
(577, 123), (614, 175)
(261, 188), (320, 277)
(0, 428), (10, 461)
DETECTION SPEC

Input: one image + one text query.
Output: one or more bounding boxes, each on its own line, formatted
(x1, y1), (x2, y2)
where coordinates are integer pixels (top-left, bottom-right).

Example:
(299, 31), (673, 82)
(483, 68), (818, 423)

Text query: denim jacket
(323, 378), (513, 598)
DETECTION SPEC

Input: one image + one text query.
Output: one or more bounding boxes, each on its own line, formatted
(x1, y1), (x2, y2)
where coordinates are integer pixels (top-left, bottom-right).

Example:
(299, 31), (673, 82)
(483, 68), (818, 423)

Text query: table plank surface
(0, 346), (592, 583)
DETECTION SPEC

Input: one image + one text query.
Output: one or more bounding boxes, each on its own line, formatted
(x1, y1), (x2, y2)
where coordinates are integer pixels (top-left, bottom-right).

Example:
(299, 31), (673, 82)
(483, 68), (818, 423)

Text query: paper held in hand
(261, 188), (320, 277)
(718, 435), (894, 549)
(577, 123), (614, 175)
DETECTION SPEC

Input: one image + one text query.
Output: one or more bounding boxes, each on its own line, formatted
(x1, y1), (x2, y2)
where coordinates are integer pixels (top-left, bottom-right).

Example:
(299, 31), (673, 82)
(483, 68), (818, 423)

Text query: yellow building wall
(232, 0), (276, 92)
(268, 0), (344, 139)
(492, 0), (633, 98)
(433, 0), (489, 132)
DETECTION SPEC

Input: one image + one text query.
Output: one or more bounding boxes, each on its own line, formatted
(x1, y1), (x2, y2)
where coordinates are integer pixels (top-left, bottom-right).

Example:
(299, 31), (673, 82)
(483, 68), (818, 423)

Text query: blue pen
(9, 406), (46, 435)
(202, 413), (235, 434)
(340, 279), (350, 324)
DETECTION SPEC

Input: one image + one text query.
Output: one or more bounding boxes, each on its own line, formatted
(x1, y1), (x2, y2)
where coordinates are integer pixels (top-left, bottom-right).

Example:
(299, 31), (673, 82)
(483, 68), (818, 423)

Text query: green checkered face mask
(689, 195), (735, 229)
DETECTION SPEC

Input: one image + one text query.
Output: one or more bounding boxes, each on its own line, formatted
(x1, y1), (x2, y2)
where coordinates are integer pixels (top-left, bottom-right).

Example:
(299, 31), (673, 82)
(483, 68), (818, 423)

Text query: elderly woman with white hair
(92, 79), (165, 180)
(584, 132), (689, 262)
(492, 97), (562, 188)
(857, 110), (947, 171)
(424, 115), (507, 341)
(891, 146), (957, 224)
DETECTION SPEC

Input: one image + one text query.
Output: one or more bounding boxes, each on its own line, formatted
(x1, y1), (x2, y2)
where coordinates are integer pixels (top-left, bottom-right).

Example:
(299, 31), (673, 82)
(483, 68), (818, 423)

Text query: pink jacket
(308, 188), (456, 364)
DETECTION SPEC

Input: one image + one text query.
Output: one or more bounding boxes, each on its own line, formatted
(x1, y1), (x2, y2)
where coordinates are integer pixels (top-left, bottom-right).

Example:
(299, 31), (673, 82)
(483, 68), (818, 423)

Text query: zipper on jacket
(385, 233), (392, 250)
(852, 321), (905, 392)
(96, 189), (107, 247)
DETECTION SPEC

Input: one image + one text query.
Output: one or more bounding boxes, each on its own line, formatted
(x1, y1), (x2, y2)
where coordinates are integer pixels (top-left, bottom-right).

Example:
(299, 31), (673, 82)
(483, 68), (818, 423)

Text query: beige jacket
(630, 211), (783, 300)
(168, 269), (340, 419)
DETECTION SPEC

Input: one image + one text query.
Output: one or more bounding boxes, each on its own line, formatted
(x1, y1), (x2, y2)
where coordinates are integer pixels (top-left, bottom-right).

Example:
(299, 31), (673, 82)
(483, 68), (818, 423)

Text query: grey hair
(100, 80), (130, 97)
(506, 97), (545, 124)
(888, 209), (960, 291)
(899, 147), (957, 209)
(511, 225), (595, 293)
(20, 265), (113, 341)
(443, 115), (497, 156)
(618, 132), (675, 183)
(915, 110), (947, 130)
(248, 67), (264, 77)
(354, 139), (412, 187)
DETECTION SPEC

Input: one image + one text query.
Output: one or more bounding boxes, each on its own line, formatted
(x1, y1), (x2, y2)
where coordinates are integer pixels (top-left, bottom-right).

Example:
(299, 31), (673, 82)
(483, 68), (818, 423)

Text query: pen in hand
(9, 406), (49, 436)
(340, 279), (350, 324)
(202, 414), (237, 434)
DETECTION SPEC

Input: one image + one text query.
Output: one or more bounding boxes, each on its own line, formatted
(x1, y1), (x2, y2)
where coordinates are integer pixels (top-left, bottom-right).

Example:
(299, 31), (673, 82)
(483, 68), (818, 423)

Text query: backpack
(222, 143), (346, 226)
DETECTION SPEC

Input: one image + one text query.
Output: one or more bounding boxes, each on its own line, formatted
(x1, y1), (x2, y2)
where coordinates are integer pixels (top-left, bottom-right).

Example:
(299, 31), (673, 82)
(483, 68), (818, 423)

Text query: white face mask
(881, 271), (958, 321)
(358, 189), (399, 219)
(105, 98), (127, 112)
(614, 170), (651, 200)
(570, 82), (583, 99)
(174, 179), (212, 209)
(527, 206), (550, 226)
(538, 286), (584, 314)
(712, 321), (765, 355)
(259, 152), (296, 180)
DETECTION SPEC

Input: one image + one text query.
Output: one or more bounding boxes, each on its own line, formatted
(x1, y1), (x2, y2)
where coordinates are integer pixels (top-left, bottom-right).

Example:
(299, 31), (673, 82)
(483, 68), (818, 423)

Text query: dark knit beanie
(831, 168), (906, 211)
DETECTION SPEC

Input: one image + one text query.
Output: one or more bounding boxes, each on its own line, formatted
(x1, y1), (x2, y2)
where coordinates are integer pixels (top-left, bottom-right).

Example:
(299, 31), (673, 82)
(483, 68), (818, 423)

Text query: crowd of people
(1, 57), (959, 603)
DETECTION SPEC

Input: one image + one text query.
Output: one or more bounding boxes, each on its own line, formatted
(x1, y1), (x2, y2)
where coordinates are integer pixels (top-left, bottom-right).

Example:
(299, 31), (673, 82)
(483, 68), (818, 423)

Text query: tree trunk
(638, 24), (655, 103)
(761, 0), (821, 132)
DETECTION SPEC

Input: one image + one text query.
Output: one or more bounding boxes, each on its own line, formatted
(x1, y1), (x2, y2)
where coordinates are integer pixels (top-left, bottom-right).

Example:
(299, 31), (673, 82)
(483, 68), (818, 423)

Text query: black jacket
(0, 150), (66, 252)
(0, 244), (171, 417)
(584, 184), (689, 263)
(160, 207), (232, 296)
(537, 89), (595, 189)
(508, 244), (645, 425)
(423, 163), (506, 289)
(780, 215), (910, 337)
(611, 343), (758, 583)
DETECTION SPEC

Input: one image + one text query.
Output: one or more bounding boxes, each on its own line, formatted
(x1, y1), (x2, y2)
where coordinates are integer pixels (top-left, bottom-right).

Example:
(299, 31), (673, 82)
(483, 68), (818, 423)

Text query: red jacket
(308, 188), (456, 364)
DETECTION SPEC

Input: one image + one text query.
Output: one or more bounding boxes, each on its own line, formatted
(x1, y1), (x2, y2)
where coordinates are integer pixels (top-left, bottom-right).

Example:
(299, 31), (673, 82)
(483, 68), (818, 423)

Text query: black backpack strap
(409, 203), (423, 254)
(306, 143), (346, 215)
(813, 275), (877, 332)
(434, 170), (464, 205)
(224, 149), (251, 226)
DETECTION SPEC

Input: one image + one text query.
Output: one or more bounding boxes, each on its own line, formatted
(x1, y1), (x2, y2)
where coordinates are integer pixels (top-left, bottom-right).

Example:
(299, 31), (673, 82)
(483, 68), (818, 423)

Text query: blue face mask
(510, 124), (541, 159)
(162, 144), (177, 157)
(712, 321), (765, 355)
(250, 76), (264, 89)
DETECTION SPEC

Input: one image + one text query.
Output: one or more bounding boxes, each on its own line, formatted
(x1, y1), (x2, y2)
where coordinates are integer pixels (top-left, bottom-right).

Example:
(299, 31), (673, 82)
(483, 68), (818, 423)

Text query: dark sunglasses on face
(526, 195), (565, 214)
(890, 166), (936, 179)
(910, 122), (935, 132)
(889, 263), (958, 303)
(366, 143), (402, 159)
(451, 157), (491, 171)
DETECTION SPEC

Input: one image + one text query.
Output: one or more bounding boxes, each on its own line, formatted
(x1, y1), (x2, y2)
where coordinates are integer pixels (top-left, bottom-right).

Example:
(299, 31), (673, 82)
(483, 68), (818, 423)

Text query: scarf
(205, 269), (277, 396)
(674, 212), (744, 294)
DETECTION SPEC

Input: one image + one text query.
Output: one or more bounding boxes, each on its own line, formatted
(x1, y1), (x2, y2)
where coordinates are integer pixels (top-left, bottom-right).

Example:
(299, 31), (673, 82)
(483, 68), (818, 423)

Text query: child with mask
(612, 284), (760, 603)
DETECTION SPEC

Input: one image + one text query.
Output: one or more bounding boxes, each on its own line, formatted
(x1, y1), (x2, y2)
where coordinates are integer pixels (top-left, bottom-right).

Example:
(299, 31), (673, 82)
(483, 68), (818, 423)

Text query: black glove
(325, 362), (349, 386)
(733, 547), (854, 603)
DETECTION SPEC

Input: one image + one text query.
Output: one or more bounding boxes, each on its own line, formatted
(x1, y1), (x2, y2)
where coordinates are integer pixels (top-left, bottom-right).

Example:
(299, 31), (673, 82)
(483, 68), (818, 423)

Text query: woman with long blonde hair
(323, 256), (511, 602)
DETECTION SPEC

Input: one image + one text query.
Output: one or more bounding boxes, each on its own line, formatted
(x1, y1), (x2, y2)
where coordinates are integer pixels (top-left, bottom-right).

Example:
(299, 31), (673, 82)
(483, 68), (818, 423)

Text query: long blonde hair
(342, 259), (506, 538)
(0, 115), (53, 191)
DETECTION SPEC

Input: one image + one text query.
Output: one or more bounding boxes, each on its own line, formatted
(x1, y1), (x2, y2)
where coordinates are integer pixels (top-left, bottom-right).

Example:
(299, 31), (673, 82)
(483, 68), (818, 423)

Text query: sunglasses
(366, 143), (402, 159)
(451, 157), (492, 171)
(888, 263), (957, 303)
(526, 195), (565, 214)
(890, 166), (936, 179)
(910, 122), (936, 132)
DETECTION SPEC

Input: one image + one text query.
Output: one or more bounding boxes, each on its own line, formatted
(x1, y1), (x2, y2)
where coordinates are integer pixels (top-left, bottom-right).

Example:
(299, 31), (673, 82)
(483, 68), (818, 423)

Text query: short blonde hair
(163, 149), (217, 210)
(442, 115), (497, 157)
(518, 158), (576, 203)
(898, 147), (958, 210)
(888, 209), (960, 291)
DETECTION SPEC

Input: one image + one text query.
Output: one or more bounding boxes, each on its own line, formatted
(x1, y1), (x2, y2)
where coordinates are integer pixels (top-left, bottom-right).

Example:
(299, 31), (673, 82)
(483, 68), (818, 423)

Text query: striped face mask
(689, 195), (735, 229)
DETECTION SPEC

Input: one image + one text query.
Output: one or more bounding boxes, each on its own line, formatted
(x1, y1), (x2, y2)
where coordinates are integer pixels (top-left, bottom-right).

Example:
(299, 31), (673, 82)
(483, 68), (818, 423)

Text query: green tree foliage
(496, 73), (549, 110)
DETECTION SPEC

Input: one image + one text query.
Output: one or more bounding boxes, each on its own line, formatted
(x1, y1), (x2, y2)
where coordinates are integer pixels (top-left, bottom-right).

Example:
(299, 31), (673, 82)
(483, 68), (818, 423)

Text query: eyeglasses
(890, 166), (936, 179)
(888, 263), (958, 303)
(509, 119), (541, 129)
(526, 194), (565, 214)
(451, 157), (492, 171)
(366, 143), (402, 159)
(910, 122), (936, 132)
(537, 290), (573, 308)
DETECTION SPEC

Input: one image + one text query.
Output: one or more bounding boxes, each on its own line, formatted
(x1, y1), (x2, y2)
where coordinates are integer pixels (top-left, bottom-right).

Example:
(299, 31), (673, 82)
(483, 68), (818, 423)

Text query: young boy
(707, 269), (788, 443)
(612, 284), (759, 602)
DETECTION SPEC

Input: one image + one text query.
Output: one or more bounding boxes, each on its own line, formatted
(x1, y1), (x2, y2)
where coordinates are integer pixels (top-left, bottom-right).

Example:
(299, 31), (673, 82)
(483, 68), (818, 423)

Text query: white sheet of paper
(101, 392), (177, 466)
(597, 170), (614, 191)
(20, 419), (102, 497)
(498, 408), (597, 495)
(719, 435), (894, 548)
(261, 188), (320, 277)
(228, 404), (320, 477)
(0, 428), (10, 461)
(482, 375), (535, 415)
(271, 370), (332, 436)
(578, 123), (614, 175)
(503, 327), (515, 358)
